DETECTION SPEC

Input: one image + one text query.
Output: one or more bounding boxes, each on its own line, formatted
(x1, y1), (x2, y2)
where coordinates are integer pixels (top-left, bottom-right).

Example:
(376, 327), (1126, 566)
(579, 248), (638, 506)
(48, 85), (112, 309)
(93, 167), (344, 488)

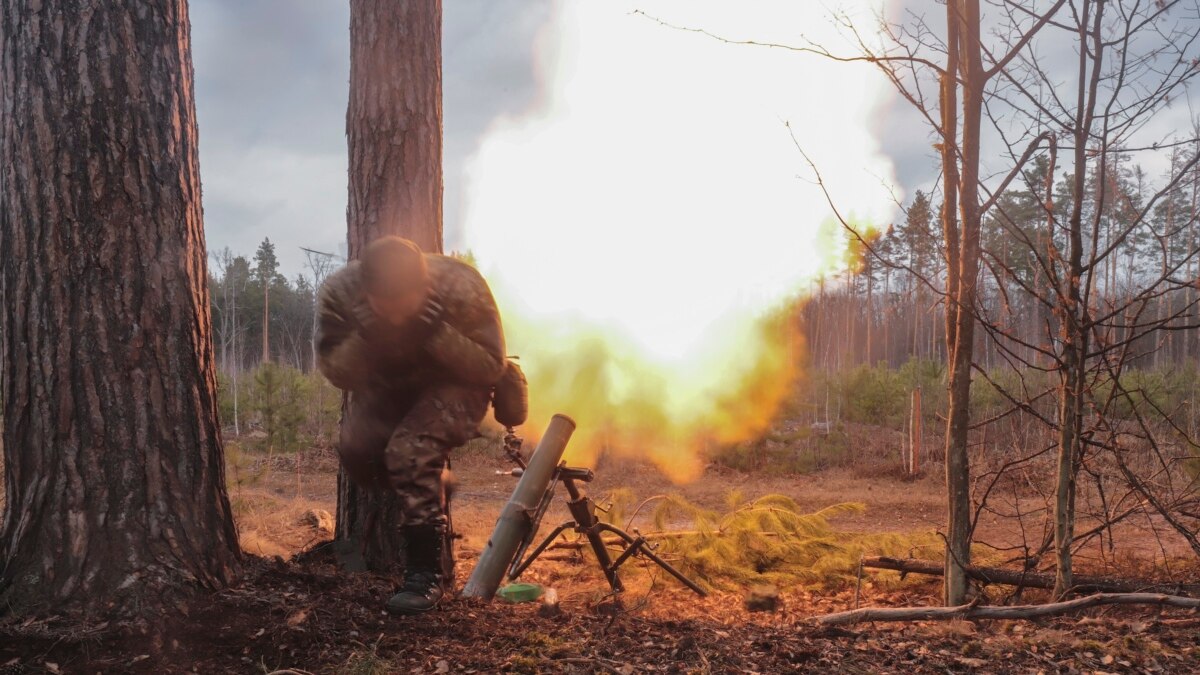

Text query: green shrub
(216, 365), (344, 452)
(807, 359), (945, 431)
(841, 364), (908, 425)
(307, 372), (342, 442)
(251, 362), (309, 455)
(224, 440), (263, 497)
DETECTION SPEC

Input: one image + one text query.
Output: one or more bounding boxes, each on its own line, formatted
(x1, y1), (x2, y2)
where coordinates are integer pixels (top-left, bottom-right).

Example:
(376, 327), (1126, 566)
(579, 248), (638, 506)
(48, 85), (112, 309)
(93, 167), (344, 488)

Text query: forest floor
(3, 431), (1200, 673)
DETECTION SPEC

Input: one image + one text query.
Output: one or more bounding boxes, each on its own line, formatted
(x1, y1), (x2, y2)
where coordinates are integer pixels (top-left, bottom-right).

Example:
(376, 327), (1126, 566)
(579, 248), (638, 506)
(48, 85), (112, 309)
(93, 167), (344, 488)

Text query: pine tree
(254, 238), (280, 363)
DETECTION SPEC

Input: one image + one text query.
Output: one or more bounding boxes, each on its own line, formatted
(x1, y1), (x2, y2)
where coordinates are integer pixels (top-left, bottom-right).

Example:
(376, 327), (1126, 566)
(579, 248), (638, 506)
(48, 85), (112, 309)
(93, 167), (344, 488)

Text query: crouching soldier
(316, 235), (509, 614)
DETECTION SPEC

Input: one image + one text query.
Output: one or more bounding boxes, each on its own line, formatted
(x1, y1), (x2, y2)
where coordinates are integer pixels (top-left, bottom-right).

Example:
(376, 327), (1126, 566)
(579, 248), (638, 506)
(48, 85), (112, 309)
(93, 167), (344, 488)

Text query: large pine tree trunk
(0, 0), (241, 615)
(336, 0), (444, 570)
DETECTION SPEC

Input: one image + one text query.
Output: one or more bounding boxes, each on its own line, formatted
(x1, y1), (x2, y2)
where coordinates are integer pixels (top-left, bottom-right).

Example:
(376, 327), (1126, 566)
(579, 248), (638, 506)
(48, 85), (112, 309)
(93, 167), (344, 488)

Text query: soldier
(316, 235), (507, 614)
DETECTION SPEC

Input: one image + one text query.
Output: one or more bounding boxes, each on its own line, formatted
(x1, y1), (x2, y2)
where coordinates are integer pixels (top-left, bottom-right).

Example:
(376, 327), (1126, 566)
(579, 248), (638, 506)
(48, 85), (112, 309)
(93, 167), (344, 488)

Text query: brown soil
(3, 548), (1199, 674)
(2, 439), (1199, 673)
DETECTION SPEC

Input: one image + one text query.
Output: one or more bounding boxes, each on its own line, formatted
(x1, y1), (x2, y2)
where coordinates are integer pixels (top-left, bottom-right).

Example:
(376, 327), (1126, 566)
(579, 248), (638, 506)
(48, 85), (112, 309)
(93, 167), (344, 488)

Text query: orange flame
(461, 1), (896, 481)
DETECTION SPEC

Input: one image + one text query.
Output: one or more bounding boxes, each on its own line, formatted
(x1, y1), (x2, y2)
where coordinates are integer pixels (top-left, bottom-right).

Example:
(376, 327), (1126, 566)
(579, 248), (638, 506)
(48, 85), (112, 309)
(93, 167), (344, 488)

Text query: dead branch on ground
(819, 592), (1200, 625)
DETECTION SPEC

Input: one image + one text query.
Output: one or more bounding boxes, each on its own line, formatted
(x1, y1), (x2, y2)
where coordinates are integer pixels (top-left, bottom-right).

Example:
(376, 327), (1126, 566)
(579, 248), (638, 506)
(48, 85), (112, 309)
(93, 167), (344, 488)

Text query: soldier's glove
(419, 288), (445, 325)
(350, 299), (379, 335)
(352, 299), (399, 349)
(414, 288), (445, 341)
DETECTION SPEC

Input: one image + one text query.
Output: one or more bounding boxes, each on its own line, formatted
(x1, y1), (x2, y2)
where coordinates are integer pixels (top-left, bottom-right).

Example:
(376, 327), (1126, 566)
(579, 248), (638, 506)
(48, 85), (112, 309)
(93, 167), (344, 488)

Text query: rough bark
(346, 0), (443, 256)
(0, 0), (241, 615)
(336, 0), (444, 571)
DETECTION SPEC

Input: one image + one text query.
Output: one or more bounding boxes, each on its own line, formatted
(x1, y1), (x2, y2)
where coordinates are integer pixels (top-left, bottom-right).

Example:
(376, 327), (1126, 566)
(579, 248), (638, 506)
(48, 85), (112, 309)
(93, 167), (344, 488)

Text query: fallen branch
(818, 592), (1200, 625)
(548, 530), (780, 551)
(863, 556), (1200, 596)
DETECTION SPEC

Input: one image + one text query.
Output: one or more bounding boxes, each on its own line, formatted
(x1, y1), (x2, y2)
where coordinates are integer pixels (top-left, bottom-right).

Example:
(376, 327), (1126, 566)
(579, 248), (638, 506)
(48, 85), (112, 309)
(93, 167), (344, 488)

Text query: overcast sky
(192, 0), (557, 277)
(190, 2), (1195, 280)
(190, 1), (944, 279)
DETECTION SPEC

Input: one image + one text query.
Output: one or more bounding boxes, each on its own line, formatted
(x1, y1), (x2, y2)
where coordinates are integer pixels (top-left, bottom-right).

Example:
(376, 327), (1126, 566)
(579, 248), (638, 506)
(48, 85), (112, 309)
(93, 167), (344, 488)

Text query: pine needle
(639, 493), (940, 590)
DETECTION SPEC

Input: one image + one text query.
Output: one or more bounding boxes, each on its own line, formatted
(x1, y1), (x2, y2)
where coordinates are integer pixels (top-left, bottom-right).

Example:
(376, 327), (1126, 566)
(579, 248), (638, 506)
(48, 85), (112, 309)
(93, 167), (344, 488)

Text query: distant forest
(208, 239), (327, 374)
(805, 150), (1200, 374)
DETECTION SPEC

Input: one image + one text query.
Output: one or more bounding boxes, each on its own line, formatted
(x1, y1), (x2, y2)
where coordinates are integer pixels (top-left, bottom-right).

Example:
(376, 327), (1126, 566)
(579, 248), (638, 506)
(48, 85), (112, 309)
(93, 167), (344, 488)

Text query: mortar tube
(461, 414), (577, 600)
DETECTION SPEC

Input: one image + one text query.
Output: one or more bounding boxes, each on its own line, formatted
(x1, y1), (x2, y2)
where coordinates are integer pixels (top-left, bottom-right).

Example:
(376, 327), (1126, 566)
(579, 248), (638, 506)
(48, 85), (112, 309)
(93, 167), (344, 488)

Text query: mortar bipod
(497, 430), (706, 597)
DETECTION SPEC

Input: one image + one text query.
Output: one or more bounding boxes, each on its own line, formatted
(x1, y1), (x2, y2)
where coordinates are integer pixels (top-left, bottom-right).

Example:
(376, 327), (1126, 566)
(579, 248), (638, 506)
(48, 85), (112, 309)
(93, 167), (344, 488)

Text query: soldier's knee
(395, 461), (446, 525)
(384, 432), (448, 481)
(403, 503), (446, 527)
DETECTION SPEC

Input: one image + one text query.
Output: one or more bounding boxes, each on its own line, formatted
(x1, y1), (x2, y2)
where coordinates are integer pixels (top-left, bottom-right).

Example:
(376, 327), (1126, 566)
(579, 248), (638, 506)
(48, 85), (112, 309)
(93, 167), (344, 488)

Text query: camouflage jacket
(316, 255), (507, 393)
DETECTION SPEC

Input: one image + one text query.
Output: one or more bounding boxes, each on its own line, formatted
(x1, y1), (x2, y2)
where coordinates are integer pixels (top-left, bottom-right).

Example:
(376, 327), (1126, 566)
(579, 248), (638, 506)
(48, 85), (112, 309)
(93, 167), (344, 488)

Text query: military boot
(386, 523), (446, 615)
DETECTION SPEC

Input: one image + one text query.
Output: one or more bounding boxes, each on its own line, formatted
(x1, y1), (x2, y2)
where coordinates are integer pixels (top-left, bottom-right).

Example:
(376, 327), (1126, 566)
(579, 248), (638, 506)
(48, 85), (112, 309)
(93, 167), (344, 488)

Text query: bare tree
(211, 248), (251, 433)
(303, 248), (341, 443)
(302, 248), (342, 372)
(971, 0), (1200, 596)
(212, 247), (237, 374)
(639, 1), (1200, 609)
(814, 0), (1200, 601)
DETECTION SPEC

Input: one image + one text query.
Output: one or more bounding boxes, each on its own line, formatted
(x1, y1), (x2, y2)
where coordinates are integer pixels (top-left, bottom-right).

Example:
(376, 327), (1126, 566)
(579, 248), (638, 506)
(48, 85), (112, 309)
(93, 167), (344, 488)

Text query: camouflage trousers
(338, 382), (491, 526)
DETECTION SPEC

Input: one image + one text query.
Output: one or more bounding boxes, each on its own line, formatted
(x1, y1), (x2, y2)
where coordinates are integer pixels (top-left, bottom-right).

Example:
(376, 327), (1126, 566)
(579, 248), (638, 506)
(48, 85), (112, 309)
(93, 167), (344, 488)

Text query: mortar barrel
(461, 414), (577, 599)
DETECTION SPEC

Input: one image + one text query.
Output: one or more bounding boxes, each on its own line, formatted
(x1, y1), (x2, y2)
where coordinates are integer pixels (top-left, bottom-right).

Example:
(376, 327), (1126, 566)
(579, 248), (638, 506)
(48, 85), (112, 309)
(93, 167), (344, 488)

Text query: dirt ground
(232, 441), (1196, 574)
(6, 550), (1200, 674)
(4, 440), (1200, 673)
(231, 445), (955, 560)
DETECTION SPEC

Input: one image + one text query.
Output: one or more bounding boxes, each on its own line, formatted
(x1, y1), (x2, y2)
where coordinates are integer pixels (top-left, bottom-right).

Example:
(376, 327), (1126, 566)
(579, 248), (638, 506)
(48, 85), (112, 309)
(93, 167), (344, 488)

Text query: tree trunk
(940, 0), (968, 607)
(865, 264), (874, 365)
(262, 280), (270, 364)
(941, 0), (986, 608)
(232, 284), (241, 435)
(1190, 162), (1199, 369)
(0, 0), (241, 615)
(1054, 0), (1104, 599)
(346, 0), (444, 256)
(336, 0), (444, 571)
(910, 388), (923, 475)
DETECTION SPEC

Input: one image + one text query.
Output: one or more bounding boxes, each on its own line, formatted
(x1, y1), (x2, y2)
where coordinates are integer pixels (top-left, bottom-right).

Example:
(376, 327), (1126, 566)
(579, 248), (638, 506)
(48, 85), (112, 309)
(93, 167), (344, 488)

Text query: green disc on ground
(497, 583), (544, 603)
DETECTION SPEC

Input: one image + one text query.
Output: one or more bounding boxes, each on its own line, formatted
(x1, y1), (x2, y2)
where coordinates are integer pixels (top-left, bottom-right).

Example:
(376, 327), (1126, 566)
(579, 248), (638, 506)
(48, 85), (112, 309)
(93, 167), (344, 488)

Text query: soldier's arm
(423, 271), (507, 386)
(315, 274), (372, 391)
(424, 320), (506, 386)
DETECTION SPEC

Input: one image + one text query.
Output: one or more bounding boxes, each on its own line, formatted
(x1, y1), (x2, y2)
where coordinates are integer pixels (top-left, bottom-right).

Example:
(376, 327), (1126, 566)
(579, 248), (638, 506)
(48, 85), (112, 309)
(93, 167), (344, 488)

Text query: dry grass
(226, 423), (1198, 593)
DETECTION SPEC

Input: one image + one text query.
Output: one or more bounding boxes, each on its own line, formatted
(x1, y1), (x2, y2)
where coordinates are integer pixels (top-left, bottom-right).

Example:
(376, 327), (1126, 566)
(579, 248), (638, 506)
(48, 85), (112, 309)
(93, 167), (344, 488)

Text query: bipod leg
(606, 534), (645, 572)
(582, 524), (625, 594)
(508, 520), (576, 581)
(596, 523), (708, 597)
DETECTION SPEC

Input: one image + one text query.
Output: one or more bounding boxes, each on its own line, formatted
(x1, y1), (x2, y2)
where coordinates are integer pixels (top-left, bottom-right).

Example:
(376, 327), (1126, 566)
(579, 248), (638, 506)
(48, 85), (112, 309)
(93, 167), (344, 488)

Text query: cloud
(191, 0), (552, 275)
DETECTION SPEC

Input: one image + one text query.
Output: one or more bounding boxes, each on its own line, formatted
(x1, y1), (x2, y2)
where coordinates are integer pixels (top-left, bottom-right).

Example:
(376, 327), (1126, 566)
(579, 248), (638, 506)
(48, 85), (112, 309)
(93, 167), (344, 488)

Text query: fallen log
(863, 556), (1200, 596)
(819, 592), (1200, 625)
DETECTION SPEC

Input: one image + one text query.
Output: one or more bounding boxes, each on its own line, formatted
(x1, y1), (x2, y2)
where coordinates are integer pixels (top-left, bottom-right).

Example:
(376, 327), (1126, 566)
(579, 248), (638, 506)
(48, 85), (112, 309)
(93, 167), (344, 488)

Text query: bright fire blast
(461, 1), (896, 481)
